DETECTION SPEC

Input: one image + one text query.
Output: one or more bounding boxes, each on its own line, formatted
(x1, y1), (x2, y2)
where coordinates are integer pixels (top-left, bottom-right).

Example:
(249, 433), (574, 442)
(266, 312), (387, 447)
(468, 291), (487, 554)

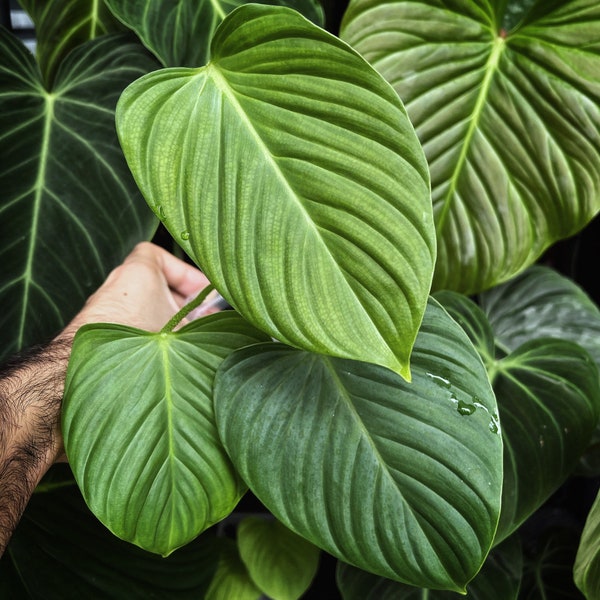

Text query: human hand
(62, 242), (210, 337)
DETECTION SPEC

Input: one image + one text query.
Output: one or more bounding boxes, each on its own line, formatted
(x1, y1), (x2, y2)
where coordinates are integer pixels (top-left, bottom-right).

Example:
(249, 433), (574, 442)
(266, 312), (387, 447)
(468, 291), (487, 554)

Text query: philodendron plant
(3, 0), (600, 597)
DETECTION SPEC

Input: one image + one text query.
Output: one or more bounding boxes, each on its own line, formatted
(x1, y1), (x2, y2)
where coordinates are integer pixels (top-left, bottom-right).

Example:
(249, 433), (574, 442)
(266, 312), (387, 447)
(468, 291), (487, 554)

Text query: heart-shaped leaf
(479, 265), (600, 366)
(341, 1), (600, 294)
(0, 29), (158, 364)
(336, 535), (522, 600)
(116, 4), (435, 380)
(63, 312), (269, 555)
(214, 300), (502, 591)
(105, 0), (324, 67)
(435, 291), (600, 543)
(19, 0), (122, 87)
(237, 516), (320, 600)
(575, 490), (600, 598)
(1, 480), (221, 598)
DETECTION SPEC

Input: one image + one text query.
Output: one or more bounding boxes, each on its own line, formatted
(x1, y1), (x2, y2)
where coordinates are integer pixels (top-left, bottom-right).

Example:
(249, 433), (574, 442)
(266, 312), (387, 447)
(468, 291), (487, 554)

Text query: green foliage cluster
(3, 0), (600, 597)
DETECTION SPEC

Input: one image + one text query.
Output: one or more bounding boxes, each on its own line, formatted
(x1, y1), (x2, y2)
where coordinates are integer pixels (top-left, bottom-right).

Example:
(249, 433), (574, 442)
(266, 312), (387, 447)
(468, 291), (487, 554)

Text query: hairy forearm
(0, 338), (71, 556)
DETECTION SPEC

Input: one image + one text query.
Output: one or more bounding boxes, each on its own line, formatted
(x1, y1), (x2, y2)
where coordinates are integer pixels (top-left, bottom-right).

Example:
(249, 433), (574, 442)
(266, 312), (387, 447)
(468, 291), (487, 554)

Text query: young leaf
(435, 292), (600, 543)
(105, 0), (324, 67)
(336, 535), (522, 599)
(0, 29), (158, 364)
(2, 483), (221, 598)
(117, 4), (435, 379)
(63, 313), (269, 556)
(19, 0), (123, 88)
(237, 516), (320, 600)
(575, 490), (600, 598)
(214, 300), (502, 592)
(341, 1), (600, 294)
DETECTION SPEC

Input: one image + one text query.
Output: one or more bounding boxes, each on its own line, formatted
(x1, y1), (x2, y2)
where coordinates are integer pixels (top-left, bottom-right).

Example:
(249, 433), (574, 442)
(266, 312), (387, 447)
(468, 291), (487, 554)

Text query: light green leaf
(214, 300), (502, 591)
(1, 480), (220, 598)
(336, 535), (522, 599)
(20, 0), (122, 88)
(205, 539), (262, 600)
(575, 490), (600, 598)
(105, 0), (324, 67)
(63, 312), (269, 556)
(479, 265), (600, 366)
(117, 4), (435, 379)
(237, 516), (320, 600)
(0, 29), (158, 364)
(435, 292), (600, 543)
(341, 1), (600, 294)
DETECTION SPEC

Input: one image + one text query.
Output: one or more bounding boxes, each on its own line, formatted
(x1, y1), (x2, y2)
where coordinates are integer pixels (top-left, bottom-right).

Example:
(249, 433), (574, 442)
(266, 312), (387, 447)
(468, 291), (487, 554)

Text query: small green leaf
(20, 0), (123, 87)
(575, 490), (600, 598)
(238, 516), (320, 600)
(105, 0), (324, 67)
(214, 300), (502, 591)
(117, 4), (435, 379)
(63, 313), (269, 555)
(0, 29), (158, 363)
(342, 0), (600, 294)
(205, 539), (262, 600)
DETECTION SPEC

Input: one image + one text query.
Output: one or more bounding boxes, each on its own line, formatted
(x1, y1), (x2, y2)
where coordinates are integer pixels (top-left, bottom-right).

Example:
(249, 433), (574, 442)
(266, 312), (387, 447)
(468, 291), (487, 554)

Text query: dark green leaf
(214, 300), (502, 591)
(116, 4), (435, 379)
(0, 29), (158, 364)
(63, 312), (269, 556)
(575, 490), (600, 598)
(105, 0), (324, 67)
(237, 516), (320, 600)
(341, 1), (600, 294)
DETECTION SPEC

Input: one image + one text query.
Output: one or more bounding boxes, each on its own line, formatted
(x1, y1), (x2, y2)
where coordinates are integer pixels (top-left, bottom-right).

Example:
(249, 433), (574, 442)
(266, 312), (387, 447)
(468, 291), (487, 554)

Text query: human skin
(0, 242), (210, 556)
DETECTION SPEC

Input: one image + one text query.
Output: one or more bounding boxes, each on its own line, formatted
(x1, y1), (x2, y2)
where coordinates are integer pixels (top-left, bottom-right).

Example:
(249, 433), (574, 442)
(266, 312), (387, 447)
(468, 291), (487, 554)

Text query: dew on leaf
(181, 230), (190, 240)
(457, 401), (476, 416)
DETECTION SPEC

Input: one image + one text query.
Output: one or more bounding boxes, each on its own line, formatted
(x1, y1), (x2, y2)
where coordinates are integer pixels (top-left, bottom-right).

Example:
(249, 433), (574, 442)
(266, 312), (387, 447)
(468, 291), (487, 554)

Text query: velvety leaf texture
(105, 0), (324, 67)
(63, 313), (269, 555)
(214, 300), (502, 591)
(117, 4), (435, 379)
(0, 29), (157, 364)
(341, 0), (600, 294)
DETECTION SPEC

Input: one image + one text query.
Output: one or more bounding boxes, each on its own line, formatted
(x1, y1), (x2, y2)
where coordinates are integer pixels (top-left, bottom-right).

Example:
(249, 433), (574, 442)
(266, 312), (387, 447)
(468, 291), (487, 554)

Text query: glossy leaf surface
(63, 313), (269, 555)
(435, 292), (600, 543)
(1, 479), (220, 598)
(479, 265), (600, 365)
(117, 4), (435, 379)
(238, 516), (320, 600)
(575, 490), (600, 598)
(336, 535), (522, 599)
(341, 0), (600, 294)
(215, 300), (502, 591)
(0, 29), (157, 364)
(20, 0), (122, 87)
(105, 0), (324, 67)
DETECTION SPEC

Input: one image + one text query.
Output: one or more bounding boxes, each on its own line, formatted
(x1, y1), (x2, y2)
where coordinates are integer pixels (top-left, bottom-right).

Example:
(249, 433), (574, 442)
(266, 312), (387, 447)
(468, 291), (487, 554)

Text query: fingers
(126, 242), (210, 297)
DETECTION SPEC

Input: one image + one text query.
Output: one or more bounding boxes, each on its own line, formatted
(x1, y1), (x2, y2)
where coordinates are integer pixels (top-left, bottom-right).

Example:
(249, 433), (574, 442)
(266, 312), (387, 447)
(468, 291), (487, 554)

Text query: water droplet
(426, 372), (451, 388)
(156, 205), (166, 219)
(489, 419), (499, 434)
(539, 435), (545, 448)
(181, 230), (190, 241)
(457, 401), (476, 416)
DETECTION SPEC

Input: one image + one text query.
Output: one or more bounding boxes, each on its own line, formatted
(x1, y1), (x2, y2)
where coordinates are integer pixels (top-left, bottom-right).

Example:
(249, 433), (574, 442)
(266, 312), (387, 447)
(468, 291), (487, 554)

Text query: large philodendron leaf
(335, 535), (523, 599)
(1, 482), (221, 598)
(63, 313), (269, 556)
(19, 0), (122, 87)
(435, 292), (600, 543)
(105, 0), (324, 67)
(341, 1), (600, 294)
(0, 29), (158, 364)
(116, 4), (435, 380)
(214, 300), (502, 591)
(479, 265), (600, 366)
(575, 490), (600, 598)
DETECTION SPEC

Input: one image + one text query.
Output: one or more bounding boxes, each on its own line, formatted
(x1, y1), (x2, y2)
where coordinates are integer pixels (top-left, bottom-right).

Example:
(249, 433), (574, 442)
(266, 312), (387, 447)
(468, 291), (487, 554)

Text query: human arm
(0, 242), (210, 556)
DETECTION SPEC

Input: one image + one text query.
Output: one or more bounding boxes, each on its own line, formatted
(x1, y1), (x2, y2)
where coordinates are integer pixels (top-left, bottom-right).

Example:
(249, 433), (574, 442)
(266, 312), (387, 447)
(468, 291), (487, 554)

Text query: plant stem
(160, 285), (215, 333)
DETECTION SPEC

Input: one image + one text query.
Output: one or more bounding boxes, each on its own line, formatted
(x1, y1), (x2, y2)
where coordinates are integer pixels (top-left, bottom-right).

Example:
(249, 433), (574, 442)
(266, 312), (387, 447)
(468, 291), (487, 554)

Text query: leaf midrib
(435, 35), (506, 236)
